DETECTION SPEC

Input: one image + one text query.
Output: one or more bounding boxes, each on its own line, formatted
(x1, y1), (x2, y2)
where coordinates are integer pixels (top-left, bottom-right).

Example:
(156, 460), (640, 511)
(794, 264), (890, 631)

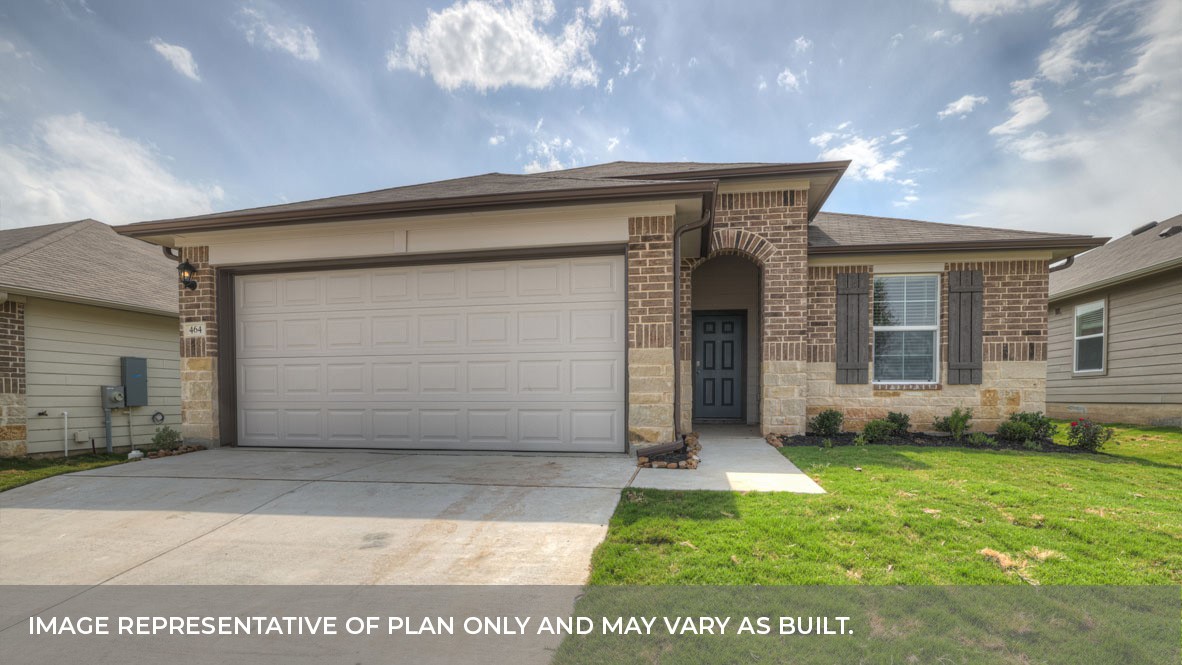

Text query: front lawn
(589, 421), (1182, 585)
(0, 453), (128, 492)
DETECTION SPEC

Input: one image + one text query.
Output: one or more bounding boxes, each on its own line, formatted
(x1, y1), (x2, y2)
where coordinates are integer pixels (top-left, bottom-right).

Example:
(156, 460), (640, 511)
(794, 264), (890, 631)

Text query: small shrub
(967, 431), (996, 447)
(995, 420), (1036, 442)
(821, 438), (834, 449)
(861, 419), (896, 444)
(1008, 411), (1057, 440)
(852, 434), (867, 446)
(885, 411), (911, 436)
(933, 408), (973, 442)
(151, 425), (182, 451)
(1066, 419), (1115, 451)
(1023, 439), (1044, 451)
(809, 409), (844, 437)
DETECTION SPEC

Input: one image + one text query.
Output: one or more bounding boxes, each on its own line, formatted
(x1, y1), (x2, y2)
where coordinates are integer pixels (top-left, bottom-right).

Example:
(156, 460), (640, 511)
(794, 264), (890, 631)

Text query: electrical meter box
(102, 385), (126, 409)
(121, 357), (148, 407)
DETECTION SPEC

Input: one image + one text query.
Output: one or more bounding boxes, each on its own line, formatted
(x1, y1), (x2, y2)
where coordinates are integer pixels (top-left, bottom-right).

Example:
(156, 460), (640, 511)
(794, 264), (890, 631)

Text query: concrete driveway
(0, 449), (637, 585)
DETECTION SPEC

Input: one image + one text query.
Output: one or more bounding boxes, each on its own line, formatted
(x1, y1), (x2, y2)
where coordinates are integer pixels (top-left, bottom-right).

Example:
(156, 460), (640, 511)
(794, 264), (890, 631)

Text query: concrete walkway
(630, 425), (826, 493)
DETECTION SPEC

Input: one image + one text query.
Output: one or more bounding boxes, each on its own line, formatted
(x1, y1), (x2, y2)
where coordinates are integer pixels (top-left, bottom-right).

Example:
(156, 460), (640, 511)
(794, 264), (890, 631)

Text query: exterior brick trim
(0, 300), (27, 457)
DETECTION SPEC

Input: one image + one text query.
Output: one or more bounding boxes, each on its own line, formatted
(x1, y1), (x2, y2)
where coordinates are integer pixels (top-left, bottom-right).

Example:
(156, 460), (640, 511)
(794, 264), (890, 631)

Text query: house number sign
(183, 321), (207, 338)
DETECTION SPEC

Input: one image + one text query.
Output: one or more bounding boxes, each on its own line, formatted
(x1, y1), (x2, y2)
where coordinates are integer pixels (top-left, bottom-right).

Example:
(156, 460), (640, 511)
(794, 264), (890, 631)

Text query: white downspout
(62, 411), (69, 458)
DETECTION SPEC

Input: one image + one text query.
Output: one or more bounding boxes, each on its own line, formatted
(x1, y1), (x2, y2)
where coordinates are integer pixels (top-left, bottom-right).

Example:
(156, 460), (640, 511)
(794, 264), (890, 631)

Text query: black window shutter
(947, 270), (984, 385)
(835, 272), (870, 384)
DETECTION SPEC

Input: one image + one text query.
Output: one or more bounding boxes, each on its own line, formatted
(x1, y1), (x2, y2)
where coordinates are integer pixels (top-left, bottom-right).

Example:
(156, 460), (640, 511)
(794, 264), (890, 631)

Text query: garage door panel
(236, 256), (624, 452)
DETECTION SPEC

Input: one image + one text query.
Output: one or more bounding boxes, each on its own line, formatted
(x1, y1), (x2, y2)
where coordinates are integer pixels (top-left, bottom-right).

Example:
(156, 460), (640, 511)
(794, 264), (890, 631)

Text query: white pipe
(62, 411), (69, 458)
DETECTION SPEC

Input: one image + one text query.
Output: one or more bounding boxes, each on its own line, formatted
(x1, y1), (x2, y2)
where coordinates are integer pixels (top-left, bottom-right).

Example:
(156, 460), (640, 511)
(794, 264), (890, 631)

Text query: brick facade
(805, 259), (1050, 431)
(0, 299), (27, 457)
(178, 246), (221, 446)
(627, 216), (676, 443)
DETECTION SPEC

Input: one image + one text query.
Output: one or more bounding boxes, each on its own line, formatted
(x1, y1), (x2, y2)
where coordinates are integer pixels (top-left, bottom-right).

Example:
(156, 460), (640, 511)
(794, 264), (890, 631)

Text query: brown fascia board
(808, 235), (1110, 255)
(115, 180), (717, 238)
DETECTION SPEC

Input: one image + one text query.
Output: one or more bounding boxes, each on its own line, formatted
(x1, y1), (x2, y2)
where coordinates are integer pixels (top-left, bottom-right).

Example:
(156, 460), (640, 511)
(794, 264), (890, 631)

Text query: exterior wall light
(177, 260), (198, 290)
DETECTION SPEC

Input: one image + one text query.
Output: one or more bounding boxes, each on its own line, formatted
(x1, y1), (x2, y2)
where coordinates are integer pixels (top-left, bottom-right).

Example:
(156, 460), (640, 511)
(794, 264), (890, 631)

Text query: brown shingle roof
(1049, 213), (1182, 300)
(553, 161), (787, 178)
(0, 220), (178, 315)
(809, 212), (1105, 253)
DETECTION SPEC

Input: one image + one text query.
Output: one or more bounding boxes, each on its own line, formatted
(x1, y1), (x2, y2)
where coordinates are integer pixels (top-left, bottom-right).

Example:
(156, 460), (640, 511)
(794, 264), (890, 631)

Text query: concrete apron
(0, 449), (638, 586)
(630, 425), (827, 493)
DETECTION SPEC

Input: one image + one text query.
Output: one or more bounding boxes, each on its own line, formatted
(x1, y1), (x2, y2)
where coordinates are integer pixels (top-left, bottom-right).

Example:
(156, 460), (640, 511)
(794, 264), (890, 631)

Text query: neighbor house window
(873, 274), (939, 383)
(1074, 300), (1105, 372)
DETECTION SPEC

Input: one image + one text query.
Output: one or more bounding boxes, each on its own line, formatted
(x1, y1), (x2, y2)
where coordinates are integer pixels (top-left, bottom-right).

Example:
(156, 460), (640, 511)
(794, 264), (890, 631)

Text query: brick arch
(707, 227), (776, 266)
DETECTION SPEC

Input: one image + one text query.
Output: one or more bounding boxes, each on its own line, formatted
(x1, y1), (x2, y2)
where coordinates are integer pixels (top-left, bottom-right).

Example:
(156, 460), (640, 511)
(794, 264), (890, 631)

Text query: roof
(115, 160), (849, 238)
(809, 212), (1106, 254)
(0, 219), (179, 315)
(1049, 213), (1182, 301)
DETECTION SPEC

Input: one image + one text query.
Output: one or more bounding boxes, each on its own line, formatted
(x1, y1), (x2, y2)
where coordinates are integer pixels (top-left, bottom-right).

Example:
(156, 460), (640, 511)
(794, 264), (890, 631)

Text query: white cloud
(1037, 22), (1099, 84)
(946, 0), (1053, 21)
(604, 77), (614, 93)
(956, 212), (983, 220)
(1010, 77), (1038, 95)
(989, 94), (1050, 135)
(386, 0), (624, 91)
(0, 113), (223, 227)
(606, 137), (619, 152)
(521, 118), (584, 173)
(927, 30), (964, 45)
(893, 194), (920, 207)
(889, 33), (904, 47)
(488, 134), (505, 145)
(237, 7), (320, 62)
(775, 67), (800, 91)
(937, 94), (988, 119)
(148, 38), (200, 81)
(998, 131), (1096, 161)
(1110, 0), (1182, 102)
(1052, 2), (1080, 28)
(810, 128), (903, 182)
(793, 36), (812, 53)
(755, 76), (767, 92)
(588, 0), (627, 22)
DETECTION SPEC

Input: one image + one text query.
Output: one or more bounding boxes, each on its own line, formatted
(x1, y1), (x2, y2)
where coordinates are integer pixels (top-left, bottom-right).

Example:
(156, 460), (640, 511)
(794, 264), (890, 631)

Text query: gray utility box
(121, 357), (149, 407)
(101, 385), (127, 409)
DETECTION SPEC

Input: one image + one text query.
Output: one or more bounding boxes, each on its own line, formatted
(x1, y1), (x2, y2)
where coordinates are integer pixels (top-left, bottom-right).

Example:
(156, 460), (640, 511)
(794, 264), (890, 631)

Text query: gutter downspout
(1048, 255), (1074, 272)
(162, 246), (181, 261)
(671, 197), (715, 442)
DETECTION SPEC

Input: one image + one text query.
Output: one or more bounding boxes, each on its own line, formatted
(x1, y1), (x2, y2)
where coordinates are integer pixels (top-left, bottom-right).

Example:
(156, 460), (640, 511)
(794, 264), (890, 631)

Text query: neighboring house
(115, 162), (1105, 452)
(1047, 214), (1182, 427)
(0, 219), (181, 457)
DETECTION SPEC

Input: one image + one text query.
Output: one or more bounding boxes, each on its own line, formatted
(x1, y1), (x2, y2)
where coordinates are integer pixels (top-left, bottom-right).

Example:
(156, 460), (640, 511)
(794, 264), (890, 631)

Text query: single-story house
(0, 219), (181, 457)
(1047, 213), (1182, 426)
(114, 161), (1106, 452)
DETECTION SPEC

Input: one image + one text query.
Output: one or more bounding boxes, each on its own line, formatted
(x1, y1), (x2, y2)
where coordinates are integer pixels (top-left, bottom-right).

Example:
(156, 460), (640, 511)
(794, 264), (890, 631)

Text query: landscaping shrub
(1008, 411), (1057, 439)
(967, 432), (996, 447)
(885, 411), (911, 435)
(808, 409), (844, 437)
(861, 419), (896, 444)
(151, 425), (182, 451)
(995, 420), (1036, 443)
(933, 407), (973, 442)
(1066, 419), (1115, 451)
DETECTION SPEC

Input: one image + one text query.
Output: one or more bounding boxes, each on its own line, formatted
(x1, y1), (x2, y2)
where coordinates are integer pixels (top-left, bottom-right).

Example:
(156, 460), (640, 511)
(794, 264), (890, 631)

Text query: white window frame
(1073, 299), (1106, 374)
(872, 273), (941, 385)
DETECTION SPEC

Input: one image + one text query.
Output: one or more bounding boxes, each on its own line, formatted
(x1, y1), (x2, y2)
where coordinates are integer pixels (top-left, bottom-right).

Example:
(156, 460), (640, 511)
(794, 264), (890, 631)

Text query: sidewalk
(629, 425), (826, 493)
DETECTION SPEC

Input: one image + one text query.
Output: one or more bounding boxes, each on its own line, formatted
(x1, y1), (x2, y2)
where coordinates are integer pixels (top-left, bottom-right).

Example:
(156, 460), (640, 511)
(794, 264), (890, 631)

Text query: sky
(1, 0), (1179, 239)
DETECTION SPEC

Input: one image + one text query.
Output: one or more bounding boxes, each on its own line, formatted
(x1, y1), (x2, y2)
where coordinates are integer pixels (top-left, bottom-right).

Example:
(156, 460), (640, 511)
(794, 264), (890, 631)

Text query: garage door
(234, 256), (626, 452)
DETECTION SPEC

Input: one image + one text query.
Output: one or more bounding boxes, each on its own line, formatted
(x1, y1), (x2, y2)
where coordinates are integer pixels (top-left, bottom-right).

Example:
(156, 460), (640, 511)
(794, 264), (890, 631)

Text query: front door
(693, 313), (744, 421)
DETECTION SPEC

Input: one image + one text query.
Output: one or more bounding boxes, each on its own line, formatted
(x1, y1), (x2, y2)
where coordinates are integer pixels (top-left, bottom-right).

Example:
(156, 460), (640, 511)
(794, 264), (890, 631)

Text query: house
(1047, 214), (1182, 427)
(0, 219), (181, 457)
(113, 162), (1105, 452)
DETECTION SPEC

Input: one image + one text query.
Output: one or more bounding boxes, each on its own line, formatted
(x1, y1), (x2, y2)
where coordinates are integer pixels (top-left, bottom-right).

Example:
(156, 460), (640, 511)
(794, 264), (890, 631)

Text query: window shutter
(947, 270), (984, 385)
(835, 272), (870, 384)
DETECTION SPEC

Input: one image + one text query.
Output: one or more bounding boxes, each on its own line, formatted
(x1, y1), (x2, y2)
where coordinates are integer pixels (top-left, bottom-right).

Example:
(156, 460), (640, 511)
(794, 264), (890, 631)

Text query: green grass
(590, 421), (1182, 585)
(0, 453), (128, 492)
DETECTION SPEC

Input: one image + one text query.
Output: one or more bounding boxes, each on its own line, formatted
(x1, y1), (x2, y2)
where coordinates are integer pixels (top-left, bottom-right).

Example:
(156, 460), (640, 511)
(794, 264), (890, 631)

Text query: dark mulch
(779, 432), (1091, 453)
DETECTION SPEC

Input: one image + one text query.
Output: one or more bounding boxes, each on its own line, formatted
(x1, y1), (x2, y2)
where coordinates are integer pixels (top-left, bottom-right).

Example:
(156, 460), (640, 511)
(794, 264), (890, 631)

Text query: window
(873, 274), (939, 383)
(1074, 300), (1105, 372)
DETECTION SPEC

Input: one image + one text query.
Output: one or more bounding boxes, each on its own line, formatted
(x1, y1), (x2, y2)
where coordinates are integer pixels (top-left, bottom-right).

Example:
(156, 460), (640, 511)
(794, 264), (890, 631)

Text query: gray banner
(1, 585), (1177, 664)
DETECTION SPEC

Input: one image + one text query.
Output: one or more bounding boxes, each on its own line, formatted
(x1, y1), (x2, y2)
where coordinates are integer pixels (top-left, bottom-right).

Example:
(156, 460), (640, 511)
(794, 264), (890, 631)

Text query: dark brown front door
(693, 313), (744, 421)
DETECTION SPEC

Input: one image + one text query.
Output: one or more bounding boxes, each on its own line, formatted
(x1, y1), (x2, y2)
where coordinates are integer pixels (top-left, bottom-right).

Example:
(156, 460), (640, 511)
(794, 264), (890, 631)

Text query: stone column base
(0, 393), (27, 457)
(760, 360), (807, 436)
(180, 357), (220, 447)
(628, 348), (675, 444)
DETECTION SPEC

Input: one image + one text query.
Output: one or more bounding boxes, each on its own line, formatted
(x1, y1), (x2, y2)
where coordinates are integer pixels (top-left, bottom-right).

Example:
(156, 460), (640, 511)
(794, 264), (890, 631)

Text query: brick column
(0, 299), (27, 457)
(678, 261), (694, 433)
(179, 247), (221, 447)
(626, 215), (675, 444)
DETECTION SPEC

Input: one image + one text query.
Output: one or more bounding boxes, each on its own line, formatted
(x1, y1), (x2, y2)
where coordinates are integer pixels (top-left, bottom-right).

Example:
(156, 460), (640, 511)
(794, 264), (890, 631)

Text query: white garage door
(234, 256), (626, 452)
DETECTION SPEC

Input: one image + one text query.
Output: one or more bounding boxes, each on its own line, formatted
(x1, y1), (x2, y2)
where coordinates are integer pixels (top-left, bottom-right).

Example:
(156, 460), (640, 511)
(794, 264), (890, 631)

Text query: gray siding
(24, 298), (180, 455)
(1047, 268), (1182, 405)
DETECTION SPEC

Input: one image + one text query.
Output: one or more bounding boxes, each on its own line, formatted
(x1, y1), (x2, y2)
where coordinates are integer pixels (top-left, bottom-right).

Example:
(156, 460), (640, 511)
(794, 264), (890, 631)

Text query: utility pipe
(61, 411), (68, 458)
(670, 200), (715, 441)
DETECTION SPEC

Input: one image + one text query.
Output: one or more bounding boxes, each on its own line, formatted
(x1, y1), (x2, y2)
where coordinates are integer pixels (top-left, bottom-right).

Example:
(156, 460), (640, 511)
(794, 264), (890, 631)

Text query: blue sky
(1, 0), (1178, 237)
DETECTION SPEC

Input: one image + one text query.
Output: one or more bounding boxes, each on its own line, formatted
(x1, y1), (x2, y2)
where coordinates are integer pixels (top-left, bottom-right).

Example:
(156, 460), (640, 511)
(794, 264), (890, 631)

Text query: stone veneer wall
(0, 299), (27, 457)
(805, 259), (1049, 432)
(710, 190), (811, 436)
(179, 247), (221, 446)
(627, 215), (676, 443)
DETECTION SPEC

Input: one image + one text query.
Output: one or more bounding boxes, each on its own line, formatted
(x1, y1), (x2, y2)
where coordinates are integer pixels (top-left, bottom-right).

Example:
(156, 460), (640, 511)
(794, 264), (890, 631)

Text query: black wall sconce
(177, 260), (198, 290)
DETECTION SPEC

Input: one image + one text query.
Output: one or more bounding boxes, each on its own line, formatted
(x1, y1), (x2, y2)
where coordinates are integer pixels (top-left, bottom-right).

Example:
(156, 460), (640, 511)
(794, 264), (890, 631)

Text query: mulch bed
(145, 445), (206, 459)
(775, 432), (1090, 453)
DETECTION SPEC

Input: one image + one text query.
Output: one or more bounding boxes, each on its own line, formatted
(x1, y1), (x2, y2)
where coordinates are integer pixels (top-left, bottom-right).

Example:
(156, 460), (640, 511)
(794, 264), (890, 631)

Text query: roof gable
(1049, 213), (1182, 299)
